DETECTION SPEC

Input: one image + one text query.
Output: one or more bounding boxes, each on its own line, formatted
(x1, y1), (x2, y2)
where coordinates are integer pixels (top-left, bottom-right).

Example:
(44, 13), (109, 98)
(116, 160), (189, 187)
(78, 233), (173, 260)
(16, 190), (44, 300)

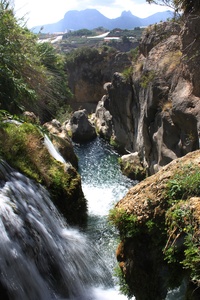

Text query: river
(0, 136), (185, 299)
(74, 137), (134, 299)
(74, 137), (185, 300)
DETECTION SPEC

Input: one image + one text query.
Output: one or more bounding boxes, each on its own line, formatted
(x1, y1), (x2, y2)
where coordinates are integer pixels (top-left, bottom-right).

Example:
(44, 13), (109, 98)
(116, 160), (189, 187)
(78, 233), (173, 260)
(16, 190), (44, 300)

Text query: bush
(0, 0), (71, 122)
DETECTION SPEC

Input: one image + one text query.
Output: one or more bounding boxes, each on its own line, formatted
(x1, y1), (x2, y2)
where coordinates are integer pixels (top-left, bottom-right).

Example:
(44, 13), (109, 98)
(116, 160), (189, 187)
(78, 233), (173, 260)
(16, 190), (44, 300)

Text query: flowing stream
(74, 137), (186, 300)
(74, 137), (135, 299)
(0, 136), (185, 299)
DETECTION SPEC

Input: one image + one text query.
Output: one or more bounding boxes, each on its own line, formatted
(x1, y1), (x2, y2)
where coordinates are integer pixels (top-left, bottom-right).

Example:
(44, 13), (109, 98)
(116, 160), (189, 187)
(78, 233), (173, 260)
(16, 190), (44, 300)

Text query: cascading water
(74, 137), (135, 299)
(44, 134), (66, 163)
(0, 136), (185, 299)
(0, 160), (113, 300)
(74, 137), (186, 300)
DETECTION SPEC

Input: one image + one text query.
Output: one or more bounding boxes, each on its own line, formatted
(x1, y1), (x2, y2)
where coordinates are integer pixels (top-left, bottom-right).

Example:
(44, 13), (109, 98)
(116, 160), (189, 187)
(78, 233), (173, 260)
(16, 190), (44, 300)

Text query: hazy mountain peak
(32, 8), (172, 33)
(121, 10), (133, 17)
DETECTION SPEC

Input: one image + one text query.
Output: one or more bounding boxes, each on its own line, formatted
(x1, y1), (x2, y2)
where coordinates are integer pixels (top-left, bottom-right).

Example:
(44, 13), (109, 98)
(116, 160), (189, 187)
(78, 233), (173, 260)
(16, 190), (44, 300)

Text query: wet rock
(43, 119), (78, 169)
(119, 152), (146, 181)
(68, 109), (97, 143)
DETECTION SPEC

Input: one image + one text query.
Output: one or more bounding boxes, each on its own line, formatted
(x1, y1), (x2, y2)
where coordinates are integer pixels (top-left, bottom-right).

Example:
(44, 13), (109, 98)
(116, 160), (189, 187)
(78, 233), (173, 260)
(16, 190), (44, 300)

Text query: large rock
(68, 109), (97, 143)
(119, 152), (146, 181)
(43, 119), (78, 169)
(0, 121), (87, 226)
(111, 150), (200, 299)
(95, 95), (113, 140)
(95, 21), (200, 175)
(66, 48), (132, 112)
(95, 72), (134, 153)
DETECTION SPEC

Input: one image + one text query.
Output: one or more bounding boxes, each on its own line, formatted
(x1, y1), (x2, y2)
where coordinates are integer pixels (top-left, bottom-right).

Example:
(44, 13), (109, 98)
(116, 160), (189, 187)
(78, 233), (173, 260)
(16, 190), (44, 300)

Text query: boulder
(95, 95), (113, 140)
(23, 111), (38, 124)
(43, 119), (78, 169)
(0, 121), (87, 226)
(68, 109), (97, 143)
(111, 150), (200, 299)
(119, 152), (146, 181)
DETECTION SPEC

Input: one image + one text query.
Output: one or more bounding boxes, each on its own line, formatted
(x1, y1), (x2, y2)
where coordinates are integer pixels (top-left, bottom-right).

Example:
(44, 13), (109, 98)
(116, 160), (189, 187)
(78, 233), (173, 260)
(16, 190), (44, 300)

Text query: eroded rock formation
(95, 19), (200, 176)
(65, 48), (132, 112)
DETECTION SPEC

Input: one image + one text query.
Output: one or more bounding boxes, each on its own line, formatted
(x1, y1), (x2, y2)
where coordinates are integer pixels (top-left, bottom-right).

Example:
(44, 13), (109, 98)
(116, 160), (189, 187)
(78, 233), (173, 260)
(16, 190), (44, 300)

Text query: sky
(13, 0), (171, 28)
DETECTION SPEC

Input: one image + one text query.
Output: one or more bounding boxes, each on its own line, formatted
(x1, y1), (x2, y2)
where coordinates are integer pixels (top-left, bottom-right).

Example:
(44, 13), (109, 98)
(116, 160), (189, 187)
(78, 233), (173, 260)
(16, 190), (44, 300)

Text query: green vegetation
(129, 47), (139, 62)
(0, 0), (71, 122)
(110, 162), (200, 295)
(140, 70), (156, 88)
(63, 29), (95, 38)
(163, 164), (200, 284)
(0, 120), (87, 225)
(65, 46), (100, 67)
(166, 164), (200, 204)
(122, 66), (133, 82)
(114, 266), (132, 299)
(109, 208), (138, 238)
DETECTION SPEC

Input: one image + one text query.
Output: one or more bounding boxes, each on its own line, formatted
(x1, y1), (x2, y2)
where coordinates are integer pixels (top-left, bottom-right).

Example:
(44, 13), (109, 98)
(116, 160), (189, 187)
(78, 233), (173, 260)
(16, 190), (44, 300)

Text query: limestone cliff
(65, 47), (132, 112)
(95, 18), (200, 175)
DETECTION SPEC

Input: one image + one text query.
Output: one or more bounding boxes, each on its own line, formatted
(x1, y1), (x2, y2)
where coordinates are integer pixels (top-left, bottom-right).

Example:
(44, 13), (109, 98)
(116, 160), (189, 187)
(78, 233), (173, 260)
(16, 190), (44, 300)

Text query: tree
(146, 0), (200, 13)
(0, 0), (71, 121)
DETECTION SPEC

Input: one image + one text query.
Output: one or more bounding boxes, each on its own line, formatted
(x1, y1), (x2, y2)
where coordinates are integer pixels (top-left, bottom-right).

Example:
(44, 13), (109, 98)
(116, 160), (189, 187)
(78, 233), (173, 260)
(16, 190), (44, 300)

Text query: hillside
(32, 9), (173, 33)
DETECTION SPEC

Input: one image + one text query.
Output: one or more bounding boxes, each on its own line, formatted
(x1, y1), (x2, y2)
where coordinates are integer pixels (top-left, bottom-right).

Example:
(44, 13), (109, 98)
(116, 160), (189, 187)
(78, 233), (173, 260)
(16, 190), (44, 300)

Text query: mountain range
(32, 9), (173, 33)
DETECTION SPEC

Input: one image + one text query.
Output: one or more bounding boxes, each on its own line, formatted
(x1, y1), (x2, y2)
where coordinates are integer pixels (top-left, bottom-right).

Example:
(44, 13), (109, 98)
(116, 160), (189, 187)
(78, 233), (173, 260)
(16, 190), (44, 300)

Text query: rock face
(43, 119), (78, 169)
(111, 150), (200, 299)
(94, 20), (200, 175)
(67, 109), (97, 143)
(65, 48), (132, 112)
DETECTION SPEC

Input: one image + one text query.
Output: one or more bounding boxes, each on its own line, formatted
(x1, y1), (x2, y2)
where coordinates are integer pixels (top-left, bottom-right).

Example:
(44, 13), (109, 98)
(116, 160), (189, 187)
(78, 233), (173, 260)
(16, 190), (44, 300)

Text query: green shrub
(122, 66), (133, 82)
(140, 70), (156, 88)
(0, 0), (71, 121)
(166, 164), (200, 204)
(109, 208), (138, 238)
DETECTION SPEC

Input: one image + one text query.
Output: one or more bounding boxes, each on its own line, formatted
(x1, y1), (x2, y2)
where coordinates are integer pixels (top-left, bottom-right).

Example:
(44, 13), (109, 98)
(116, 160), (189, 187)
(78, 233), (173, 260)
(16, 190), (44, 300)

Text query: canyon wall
(95, 19), (200, 175)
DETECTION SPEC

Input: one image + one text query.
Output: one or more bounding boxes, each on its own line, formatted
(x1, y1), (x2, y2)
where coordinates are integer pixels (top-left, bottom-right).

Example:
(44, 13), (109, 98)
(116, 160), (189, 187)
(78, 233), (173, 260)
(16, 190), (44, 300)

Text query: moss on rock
(0, 121), (87, 226)
(109, 150), (200, 299)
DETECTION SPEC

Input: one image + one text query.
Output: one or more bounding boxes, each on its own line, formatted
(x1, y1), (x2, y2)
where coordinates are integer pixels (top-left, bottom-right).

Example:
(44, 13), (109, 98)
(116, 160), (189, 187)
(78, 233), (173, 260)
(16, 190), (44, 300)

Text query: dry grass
(159, 50), (182, 74)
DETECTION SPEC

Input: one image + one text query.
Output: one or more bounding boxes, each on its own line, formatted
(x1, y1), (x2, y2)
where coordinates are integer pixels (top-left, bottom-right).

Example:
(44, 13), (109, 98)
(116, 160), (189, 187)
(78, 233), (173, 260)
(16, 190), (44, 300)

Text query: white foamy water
(0, 160), (116, 299)
(74, 137), (186, 300)
(44, 134), (66, 163)
(74, 138), (135, 299)
(92, 287), (128, 299)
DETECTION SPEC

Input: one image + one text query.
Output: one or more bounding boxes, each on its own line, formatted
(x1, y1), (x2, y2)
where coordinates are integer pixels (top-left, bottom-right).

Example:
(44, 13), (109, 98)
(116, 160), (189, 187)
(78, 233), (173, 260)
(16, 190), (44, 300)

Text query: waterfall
(0, 160), (113, 300)
(44, 134), (66, 163)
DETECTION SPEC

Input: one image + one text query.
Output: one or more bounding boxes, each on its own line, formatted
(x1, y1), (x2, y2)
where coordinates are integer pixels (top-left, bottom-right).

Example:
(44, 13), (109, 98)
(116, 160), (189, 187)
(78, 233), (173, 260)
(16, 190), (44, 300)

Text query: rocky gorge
(63, 12), (200, 299)
(1, 4), (200, 299)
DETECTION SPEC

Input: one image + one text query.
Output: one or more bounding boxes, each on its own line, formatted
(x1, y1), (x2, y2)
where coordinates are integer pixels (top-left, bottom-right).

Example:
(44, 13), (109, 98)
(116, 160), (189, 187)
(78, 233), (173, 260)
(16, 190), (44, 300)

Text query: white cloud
(14, 0), (171, 28)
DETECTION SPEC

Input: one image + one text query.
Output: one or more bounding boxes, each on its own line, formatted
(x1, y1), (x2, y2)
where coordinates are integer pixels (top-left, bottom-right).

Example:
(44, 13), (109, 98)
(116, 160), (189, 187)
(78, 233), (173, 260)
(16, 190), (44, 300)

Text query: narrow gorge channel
(0, 136), (186, 299)
(74, 137), (134, 299)
(74, 137), (186, 300)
